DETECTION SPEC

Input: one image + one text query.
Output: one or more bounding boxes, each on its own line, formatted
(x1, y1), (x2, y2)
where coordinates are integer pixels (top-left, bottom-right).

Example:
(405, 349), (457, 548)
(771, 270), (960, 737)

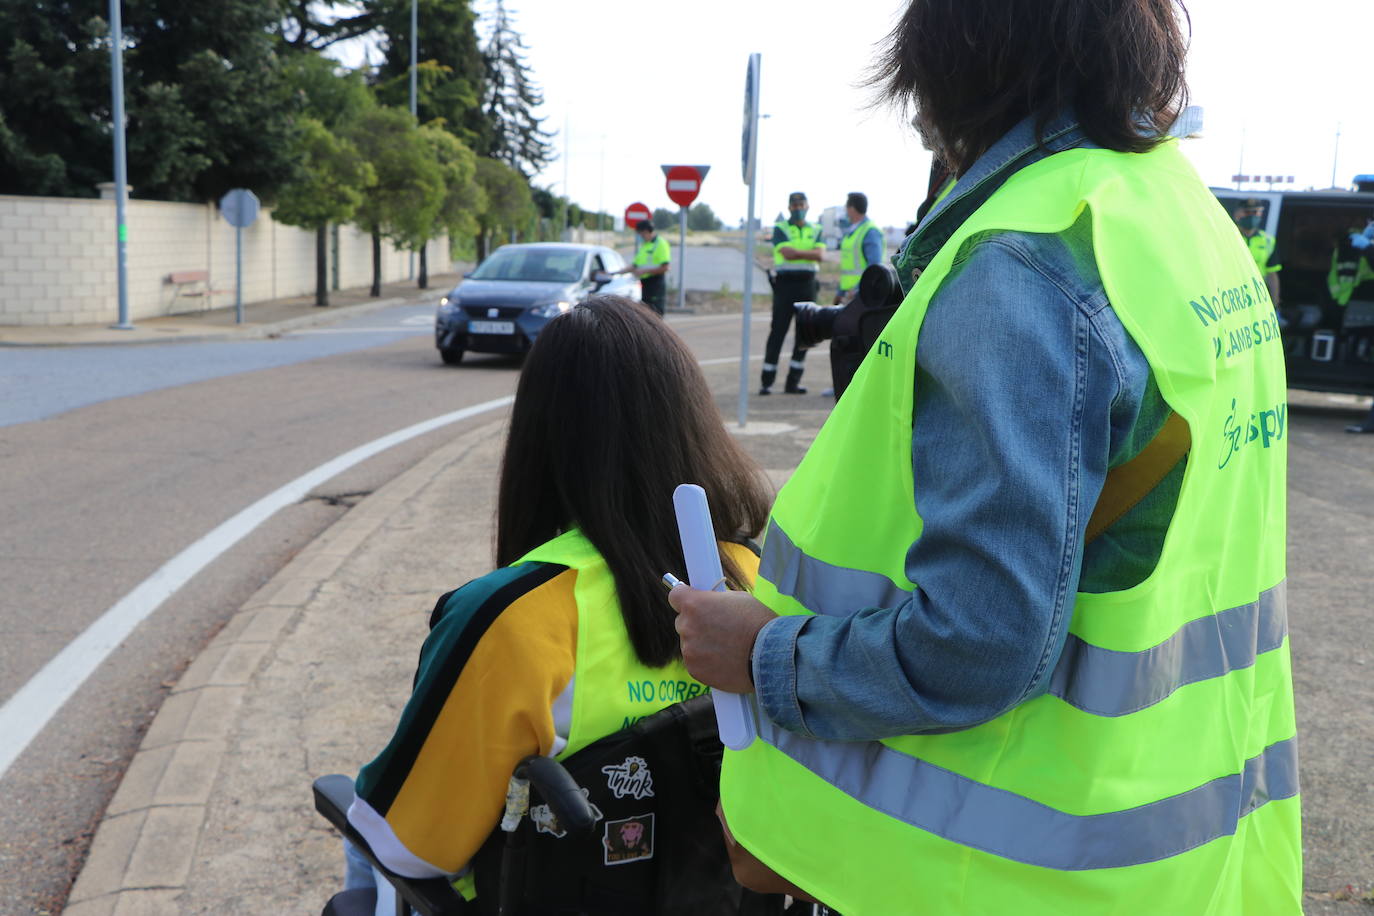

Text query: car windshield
(470, 248), (585, 283)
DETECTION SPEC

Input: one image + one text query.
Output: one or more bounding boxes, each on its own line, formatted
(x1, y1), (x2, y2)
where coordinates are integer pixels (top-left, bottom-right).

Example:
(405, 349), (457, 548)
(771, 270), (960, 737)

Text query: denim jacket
(752, 114), (1178, 740)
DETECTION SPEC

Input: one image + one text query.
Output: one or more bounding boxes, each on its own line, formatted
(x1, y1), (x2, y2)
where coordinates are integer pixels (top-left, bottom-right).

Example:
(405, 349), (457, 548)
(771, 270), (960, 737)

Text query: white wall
(0, 194), (450, 326)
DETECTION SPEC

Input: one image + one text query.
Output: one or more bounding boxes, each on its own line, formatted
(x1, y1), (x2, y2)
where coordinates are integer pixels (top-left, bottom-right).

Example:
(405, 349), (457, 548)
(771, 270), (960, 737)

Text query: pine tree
(475, 0), (554, 177)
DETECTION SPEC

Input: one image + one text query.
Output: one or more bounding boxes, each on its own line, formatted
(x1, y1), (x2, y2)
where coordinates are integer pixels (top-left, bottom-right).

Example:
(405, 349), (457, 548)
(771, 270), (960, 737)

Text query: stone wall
(0, 194), (450, 326)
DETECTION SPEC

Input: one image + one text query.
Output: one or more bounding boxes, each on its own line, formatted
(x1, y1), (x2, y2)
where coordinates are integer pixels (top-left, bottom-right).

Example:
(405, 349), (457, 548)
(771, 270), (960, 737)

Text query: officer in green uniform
(761, 192), (824, 394)
(1329, 219), (1374, 308)
(617, 220), (671, 315)
(836, 192), (886, 304)
(1233, 199), (1281, 306)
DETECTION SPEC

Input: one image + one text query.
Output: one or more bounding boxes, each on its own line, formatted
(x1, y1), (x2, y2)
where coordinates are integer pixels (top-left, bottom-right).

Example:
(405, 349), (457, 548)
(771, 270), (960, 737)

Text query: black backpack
(469, 695), (786, 916)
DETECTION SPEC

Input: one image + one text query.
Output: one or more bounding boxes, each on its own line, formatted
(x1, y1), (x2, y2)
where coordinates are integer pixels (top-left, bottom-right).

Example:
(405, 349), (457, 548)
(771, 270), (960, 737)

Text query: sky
(335, 1), (1372, 230)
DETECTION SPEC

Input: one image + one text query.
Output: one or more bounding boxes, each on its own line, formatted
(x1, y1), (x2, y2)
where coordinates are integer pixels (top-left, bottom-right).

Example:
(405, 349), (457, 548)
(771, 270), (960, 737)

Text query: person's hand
(668, 586), (775, 693)
(779, 245), (798, 259)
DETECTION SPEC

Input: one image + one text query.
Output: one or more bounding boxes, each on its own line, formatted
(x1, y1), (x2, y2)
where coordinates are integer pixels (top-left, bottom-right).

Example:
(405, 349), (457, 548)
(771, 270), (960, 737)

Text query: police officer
(1233, 199), (1281, 306)
(836, 192), (886, 304)
(617, 220), (671, 315)
(761, 192), (824, 394)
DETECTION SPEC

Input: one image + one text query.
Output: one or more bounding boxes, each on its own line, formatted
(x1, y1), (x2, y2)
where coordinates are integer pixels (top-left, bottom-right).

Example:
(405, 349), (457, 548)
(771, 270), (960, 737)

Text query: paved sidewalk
(0, 273), (463, 348)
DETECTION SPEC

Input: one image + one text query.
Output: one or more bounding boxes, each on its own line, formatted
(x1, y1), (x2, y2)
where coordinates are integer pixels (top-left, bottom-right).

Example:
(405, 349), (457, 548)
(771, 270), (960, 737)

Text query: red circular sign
(624, 202), (652, 228)
(665, 166), (701, 207)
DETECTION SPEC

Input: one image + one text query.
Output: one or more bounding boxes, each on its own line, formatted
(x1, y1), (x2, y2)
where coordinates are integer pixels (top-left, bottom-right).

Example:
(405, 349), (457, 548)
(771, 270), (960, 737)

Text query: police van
(1212, 176), (1374, 394)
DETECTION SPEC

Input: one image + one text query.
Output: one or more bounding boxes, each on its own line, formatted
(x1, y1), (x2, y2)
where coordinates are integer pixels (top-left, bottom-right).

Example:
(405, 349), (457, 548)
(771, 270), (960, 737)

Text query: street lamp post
(109, 0), (133, 329)
(1331, 123), (1342, 190)
(409, 0), (417, 281)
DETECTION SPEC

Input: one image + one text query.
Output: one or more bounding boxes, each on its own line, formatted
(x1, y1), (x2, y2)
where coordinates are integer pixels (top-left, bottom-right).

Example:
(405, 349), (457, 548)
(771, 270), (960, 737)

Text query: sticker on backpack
(603, 813), (655, 865)
(601, 755), (654, 800)
(531, 788), (602, 838)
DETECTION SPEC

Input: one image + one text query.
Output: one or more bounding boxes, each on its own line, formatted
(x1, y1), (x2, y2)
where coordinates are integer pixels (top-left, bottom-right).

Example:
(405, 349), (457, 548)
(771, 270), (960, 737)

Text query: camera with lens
(792, 262), (905, 401)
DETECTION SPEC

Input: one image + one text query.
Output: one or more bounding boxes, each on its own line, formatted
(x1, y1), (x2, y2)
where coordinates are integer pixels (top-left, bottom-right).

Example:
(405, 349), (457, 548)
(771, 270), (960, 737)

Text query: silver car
(434, 243), (641, 365)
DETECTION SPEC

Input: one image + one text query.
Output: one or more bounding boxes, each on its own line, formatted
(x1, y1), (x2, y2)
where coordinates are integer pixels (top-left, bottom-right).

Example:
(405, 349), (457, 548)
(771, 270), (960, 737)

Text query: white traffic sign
(742, 53), (761, 184)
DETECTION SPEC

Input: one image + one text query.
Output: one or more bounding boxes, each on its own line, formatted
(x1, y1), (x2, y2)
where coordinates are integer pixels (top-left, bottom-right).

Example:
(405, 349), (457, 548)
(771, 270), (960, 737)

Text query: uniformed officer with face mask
(761, 192), (825, 394)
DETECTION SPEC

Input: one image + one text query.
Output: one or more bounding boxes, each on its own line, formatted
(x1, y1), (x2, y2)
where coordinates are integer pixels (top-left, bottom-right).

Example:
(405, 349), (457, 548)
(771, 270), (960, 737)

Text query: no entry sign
(624, 202), (652, 228)
(664, 165), (704, 207)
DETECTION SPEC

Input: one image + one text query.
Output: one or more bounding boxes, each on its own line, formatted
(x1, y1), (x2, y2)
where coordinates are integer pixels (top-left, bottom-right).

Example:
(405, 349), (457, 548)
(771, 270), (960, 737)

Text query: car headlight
(529, 300), (574, 318)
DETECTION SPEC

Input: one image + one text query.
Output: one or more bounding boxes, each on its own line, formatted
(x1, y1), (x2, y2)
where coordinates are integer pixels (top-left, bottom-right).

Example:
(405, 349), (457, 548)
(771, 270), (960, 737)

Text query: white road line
(0, 395), (514, 781)
(0, 347), (758, 781)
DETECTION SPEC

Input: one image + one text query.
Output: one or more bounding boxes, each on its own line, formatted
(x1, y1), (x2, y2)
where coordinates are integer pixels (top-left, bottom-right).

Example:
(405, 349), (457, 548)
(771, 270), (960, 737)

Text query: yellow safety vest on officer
(633, 235), (672, 273)
(773, 221), (824, 271)
(838, 217), (886, 292)
(1247, 230), (1281, 276)
(722, 141), (1300, 914)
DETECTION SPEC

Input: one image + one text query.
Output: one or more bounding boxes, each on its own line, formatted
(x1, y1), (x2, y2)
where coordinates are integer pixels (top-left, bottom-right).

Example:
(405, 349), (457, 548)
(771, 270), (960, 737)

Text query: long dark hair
(496, 296), (771, 668)
(871, 0), (1191, 175)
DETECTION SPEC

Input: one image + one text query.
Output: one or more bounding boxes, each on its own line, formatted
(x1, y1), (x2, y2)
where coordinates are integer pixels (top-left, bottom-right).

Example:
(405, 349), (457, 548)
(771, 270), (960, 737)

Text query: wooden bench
(164, 270), (227, 312)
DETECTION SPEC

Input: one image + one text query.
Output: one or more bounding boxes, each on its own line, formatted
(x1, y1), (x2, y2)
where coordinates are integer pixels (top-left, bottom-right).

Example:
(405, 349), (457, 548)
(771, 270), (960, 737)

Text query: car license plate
(469, 320), (514, 335)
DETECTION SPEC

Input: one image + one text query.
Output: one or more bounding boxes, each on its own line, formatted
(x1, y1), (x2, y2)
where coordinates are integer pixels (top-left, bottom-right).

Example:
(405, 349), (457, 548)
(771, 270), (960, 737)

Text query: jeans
(343, 838), (396, 916)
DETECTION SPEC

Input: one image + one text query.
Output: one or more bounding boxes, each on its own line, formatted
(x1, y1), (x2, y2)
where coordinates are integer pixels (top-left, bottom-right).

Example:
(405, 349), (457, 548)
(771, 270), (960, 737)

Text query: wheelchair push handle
(513, 755), (598, 837)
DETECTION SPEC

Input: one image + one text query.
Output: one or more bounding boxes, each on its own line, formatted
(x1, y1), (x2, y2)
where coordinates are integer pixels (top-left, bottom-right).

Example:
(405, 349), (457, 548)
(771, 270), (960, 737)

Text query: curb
(0, 290), (441, 349)
(62, 419), (505, 916)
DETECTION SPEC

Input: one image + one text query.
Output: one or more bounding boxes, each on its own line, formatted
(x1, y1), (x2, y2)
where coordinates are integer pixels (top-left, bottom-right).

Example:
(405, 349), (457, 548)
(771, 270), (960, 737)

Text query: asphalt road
(0, 307), (762, 914)
(622, 242), (770, 294)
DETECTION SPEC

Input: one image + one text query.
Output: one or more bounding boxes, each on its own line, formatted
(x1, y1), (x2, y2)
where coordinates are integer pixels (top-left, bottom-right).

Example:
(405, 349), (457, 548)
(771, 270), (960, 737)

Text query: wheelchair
(314, 695), (821, 916)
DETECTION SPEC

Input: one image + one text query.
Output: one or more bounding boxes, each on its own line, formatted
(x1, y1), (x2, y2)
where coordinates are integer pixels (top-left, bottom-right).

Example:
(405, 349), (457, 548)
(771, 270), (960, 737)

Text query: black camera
(793, 263), (905, 400)
(793, 300), (843, 350)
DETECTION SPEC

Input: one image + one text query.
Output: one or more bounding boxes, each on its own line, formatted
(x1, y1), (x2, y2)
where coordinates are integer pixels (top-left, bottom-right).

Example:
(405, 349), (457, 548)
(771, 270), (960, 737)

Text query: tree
(0, 1), (301, 201)
(281, 51), (374, 128)
(474, 157), (533, 259)
(369, 0), (484, 147)
(651, 208), (676, 231)
(688, 203), (722, 231)
(473, 0), (553, 176)
(416, 124), (482, 287)
(344, 106), (445, 296)
(273, 118), (376, 306)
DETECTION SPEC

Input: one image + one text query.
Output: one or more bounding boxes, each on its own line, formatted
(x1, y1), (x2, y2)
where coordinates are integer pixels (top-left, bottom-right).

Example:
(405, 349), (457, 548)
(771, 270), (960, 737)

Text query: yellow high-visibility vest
(724, 142), (1299, 914)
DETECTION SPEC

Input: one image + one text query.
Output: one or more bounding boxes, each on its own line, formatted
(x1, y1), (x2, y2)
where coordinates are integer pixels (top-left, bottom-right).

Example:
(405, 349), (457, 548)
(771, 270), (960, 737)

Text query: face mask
(790, 207), (808, 221)
(1238, 215), (1262, 231)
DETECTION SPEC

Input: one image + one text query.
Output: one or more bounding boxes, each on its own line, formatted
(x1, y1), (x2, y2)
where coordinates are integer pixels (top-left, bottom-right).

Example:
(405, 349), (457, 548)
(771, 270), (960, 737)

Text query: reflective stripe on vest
(723, 142), (1299, 914)
(763, 518), (1290, 717)
(773, 220), (822, 271)
(838, 218), (885, 291)
(516, 529), (705, 757)
(755, 715), (1296, 871)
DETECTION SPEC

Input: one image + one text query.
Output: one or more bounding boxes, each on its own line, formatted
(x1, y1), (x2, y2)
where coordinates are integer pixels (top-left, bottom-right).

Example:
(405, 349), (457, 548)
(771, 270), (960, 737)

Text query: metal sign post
(219, 189), (261, 324)
(739, 53), (761, 426)
(662, 164), (710, 312)
(678, 206), (688, 311)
